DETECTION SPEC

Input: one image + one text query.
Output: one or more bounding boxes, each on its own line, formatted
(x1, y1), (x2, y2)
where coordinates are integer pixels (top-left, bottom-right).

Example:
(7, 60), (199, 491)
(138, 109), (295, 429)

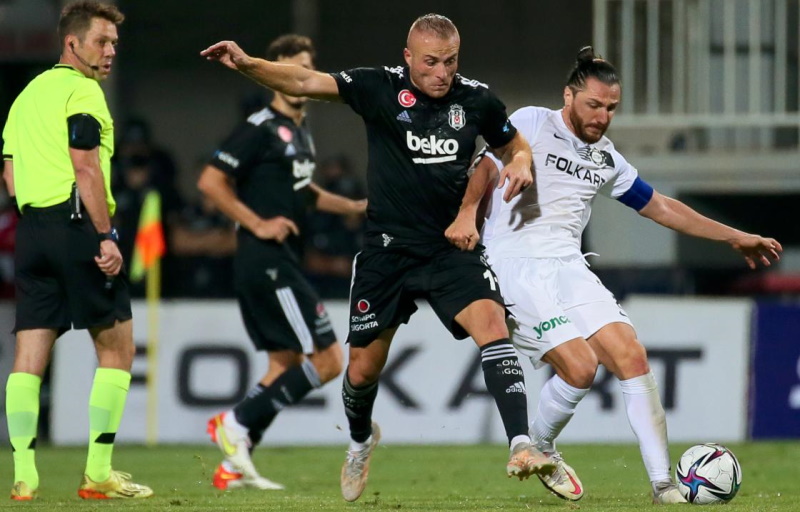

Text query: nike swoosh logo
(214, 417), (237, 456)
(553, 132), (570, 141)
(567, 472), (583, 495)
(219, 471), (242, 480)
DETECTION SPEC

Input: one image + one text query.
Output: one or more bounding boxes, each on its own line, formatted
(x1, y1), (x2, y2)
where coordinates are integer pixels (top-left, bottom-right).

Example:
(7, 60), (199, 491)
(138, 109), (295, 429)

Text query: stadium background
(1, 0), (798, 448)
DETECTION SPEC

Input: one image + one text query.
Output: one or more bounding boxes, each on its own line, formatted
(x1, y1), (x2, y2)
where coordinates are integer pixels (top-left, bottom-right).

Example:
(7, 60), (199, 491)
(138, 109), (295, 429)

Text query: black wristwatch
(97, 228), (119, 243)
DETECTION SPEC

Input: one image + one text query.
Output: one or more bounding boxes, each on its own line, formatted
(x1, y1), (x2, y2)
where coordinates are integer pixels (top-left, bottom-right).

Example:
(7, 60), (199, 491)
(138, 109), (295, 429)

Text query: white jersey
(482, 106), (640, 258)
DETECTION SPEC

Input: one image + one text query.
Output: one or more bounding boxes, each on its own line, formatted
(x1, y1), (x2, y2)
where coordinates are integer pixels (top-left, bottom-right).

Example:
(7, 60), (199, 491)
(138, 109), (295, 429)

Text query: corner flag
(130, 190), (165, 282)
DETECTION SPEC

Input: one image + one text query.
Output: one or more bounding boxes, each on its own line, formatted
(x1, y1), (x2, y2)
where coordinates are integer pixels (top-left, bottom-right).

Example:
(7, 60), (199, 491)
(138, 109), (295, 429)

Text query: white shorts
(491, 254), (633, 368)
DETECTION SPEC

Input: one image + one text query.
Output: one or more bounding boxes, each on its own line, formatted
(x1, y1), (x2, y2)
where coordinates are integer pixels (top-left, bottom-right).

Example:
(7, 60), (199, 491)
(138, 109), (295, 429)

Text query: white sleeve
(485, 106), (549, 170)
(601, 148), (640, 199)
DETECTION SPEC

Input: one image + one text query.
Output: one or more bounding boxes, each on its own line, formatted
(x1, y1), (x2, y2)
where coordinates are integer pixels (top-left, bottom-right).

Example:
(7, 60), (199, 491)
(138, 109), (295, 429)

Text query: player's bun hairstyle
(409, 13), (458, 41)
(266, 34), (316, 63)
(58, 1), (124, 49)
(566, 46), (619, 92)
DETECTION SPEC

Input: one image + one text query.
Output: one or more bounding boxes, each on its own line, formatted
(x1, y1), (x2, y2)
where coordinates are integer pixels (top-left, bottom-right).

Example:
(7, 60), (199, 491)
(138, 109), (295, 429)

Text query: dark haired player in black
(202, 14), (555, 502)
(198, 34), (366, 492)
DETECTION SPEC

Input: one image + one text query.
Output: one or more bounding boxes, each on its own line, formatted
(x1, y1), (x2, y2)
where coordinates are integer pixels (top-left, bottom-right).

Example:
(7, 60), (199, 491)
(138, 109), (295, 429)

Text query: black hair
(566, 46), (619, 92)
(266, 34), (315, 63)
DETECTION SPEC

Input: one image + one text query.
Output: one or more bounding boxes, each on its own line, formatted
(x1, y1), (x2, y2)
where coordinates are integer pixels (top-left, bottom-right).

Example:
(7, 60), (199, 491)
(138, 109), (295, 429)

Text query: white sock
(619, 371), (671, 482)
(530, 374), (590, 453)
(348, 434), (373, 453)
(225, 410), (249, 436)
(509, 435), (531, 451)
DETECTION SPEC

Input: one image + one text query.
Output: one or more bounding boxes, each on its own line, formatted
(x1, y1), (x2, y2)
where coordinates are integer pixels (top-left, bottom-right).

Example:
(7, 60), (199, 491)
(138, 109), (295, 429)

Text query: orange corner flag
(130, 190), (165, 282)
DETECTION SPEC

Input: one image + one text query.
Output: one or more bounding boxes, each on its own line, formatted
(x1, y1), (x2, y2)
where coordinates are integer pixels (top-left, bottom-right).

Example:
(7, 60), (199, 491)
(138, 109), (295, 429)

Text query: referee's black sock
(342, 369), (378, 443)
(234, 359), (322, 444)
(480, 339), (529, 445)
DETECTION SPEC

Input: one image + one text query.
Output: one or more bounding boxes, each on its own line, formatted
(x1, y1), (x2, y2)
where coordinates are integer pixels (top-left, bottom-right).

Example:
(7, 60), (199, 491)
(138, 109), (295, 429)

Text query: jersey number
(483, 269), (498, 291)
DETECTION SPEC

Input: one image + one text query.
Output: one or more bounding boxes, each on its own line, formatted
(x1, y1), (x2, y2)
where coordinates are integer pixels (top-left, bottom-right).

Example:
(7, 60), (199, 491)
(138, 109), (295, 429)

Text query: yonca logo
(532, 315), (572, 339)
(406, 132), (459, 164)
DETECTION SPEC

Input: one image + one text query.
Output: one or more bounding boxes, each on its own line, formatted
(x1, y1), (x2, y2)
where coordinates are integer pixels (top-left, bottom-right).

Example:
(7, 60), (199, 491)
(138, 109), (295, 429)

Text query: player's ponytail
(566, 45), (619, 92)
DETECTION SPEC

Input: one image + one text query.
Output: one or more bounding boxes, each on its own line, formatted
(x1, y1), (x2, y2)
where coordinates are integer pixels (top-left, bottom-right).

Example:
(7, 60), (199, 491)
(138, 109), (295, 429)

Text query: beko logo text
(406, 132), (459, 164)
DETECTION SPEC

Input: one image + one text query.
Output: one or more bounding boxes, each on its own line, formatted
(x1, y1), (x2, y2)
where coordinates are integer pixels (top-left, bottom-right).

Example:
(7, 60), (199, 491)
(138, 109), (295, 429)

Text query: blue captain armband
(616, 177), (654, 211)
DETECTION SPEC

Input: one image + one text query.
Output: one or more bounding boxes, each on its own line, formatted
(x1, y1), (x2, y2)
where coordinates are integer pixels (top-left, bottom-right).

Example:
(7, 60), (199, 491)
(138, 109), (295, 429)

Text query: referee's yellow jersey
(2, 64), (116, 215)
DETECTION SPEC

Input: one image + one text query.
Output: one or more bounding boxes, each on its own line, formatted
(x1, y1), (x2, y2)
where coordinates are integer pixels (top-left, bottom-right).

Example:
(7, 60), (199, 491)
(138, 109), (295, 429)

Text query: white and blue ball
(676, 443), (742, 504)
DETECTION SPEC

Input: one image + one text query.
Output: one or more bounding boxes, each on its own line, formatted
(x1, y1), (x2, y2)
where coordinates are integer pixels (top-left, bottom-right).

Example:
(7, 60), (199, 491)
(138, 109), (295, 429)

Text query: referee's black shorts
(14, 200), (132, 336)
(346, 246), (505, 347)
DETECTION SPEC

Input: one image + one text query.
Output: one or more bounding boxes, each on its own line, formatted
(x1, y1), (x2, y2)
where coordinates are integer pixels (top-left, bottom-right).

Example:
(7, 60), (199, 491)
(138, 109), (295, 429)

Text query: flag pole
(131, 190), (165, 447)
(145, 255), (161, 446)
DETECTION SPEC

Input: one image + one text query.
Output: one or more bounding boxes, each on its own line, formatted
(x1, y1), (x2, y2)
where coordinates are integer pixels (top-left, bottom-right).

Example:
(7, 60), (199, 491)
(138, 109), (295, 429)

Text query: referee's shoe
(10, 481), (36, 500)
(78, 470), (153, 499)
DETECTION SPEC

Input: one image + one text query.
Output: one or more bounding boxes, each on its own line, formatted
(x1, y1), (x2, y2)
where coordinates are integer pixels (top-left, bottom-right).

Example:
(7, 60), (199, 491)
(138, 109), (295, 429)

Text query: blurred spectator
(304, 155), (365, 298)
(168, 196), (236, 298)
(114, 116), (183, 212)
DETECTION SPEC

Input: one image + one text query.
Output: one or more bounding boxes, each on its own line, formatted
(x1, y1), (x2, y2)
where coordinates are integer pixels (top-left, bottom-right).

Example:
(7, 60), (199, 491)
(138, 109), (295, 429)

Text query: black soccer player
(202, 14), (553, 502)
(198, 34), (366, 491)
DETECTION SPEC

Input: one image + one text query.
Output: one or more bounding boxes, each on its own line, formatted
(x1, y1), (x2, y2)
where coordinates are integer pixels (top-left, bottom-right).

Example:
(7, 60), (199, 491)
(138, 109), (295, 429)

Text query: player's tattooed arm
(489, 132), (533, 202)
(638, 190), (782, 269)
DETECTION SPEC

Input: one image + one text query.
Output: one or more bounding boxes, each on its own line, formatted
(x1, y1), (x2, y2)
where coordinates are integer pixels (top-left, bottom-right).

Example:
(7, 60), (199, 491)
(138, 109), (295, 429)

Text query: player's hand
(730, 234), (782, 269)
(95, 239), (123, 276)
(254, 216), (300, 243)
(445, 211), (480, 251)
(200, 41), (253, 71)
(497, 161), (533, 202)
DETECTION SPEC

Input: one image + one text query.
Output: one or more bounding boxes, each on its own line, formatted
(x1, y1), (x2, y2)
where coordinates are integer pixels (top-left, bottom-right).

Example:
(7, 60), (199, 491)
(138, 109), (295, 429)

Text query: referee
(2, 1), (151, 500)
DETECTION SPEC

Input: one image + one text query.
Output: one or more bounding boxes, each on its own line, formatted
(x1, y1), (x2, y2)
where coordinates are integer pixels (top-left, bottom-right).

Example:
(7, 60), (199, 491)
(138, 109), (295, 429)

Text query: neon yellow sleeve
(66, 79), (112, 131)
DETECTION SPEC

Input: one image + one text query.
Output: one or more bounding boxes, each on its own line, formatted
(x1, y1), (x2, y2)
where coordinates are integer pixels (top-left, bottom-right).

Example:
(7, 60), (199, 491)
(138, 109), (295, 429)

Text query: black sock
(342, 369), (378, 443)
(234, 360), (321, 441)
(480, 339), (529, 445)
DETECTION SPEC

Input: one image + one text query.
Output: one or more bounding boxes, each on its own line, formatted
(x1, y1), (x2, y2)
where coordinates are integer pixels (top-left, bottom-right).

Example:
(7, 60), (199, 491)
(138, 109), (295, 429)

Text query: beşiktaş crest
(448, 104), (466, 131)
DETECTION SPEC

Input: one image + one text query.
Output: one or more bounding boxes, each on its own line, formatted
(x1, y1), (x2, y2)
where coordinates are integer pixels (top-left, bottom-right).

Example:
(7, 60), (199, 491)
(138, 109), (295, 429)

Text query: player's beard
(569, 109), (606, 144)
(286, 97), (308, 112)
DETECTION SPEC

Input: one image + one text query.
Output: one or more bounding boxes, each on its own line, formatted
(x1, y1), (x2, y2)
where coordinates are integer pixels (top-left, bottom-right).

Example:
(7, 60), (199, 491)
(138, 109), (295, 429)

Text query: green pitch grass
(0, 442), (797, 510)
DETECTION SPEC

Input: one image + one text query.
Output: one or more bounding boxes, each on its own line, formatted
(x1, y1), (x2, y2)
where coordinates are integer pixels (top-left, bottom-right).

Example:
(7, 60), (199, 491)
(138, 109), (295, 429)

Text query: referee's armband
(616, 177), (654, 211)
(67, 114), (101, 150)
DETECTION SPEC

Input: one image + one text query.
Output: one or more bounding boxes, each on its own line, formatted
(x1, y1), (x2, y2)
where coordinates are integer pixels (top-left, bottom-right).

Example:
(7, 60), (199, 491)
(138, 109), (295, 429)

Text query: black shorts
(15, 201), (132, 336)
(346, 247), (504, 346)
(234, 249), (337, 353)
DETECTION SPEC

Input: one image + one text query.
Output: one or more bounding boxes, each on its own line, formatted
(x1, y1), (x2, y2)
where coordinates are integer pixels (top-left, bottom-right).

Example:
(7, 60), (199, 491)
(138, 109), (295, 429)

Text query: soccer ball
(675, 443), (742, 504)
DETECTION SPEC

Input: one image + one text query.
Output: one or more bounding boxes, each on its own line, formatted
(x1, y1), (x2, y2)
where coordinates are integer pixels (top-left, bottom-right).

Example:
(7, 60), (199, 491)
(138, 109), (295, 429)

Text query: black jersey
(209, 106), (316, 259)
(331, 66), (516, 254)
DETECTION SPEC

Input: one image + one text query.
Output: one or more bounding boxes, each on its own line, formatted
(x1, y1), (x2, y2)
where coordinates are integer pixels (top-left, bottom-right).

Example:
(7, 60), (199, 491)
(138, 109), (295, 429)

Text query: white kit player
(471, 47), (782, 504)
